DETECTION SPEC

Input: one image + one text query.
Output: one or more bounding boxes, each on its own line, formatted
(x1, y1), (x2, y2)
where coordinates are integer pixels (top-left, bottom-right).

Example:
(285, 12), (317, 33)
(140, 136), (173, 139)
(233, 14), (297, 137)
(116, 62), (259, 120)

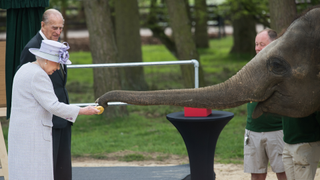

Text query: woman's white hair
(35, 56), (45, 61)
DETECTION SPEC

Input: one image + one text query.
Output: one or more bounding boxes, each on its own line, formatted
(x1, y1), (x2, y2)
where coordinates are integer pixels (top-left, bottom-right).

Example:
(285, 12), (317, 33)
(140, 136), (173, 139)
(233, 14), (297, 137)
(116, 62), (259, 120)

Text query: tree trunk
(184, 0), (192, 25)
(194, 0), (209, 48)
(165, 0), (206, 88)
(230, 14), (256, 55)
(115, 0), (149, 91)
(269, 0), (297, 35)
(61, 0), (68, 42)
(146, 0), (177, 57)
(83, 0), (128, 118)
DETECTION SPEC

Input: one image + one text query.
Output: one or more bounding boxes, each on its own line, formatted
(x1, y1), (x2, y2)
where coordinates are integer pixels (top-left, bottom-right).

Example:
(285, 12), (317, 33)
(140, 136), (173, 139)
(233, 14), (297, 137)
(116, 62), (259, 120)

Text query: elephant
(96, 7), (320, 119)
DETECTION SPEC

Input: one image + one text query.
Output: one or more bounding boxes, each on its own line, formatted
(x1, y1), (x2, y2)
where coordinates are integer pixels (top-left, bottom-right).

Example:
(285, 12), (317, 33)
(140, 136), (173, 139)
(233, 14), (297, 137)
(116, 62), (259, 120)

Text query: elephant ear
(302, 8), (320, 77)
(311, 8), (320, 77)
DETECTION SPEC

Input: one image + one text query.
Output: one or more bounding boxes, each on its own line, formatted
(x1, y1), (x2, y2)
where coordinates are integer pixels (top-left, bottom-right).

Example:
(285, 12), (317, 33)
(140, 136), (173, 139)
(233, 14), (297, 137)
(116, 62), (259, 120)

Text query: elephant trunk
(97, 59), (267, 110)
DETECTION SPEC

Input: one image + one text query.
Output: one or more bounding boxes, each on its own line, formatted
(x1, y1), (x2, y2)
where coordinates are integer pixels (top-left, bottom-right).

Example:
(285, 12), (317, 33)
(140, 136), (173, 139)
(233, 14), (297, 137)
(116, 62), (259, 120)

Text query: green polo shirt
(246, 102), (283, 132)
(282, 112), (320, 144)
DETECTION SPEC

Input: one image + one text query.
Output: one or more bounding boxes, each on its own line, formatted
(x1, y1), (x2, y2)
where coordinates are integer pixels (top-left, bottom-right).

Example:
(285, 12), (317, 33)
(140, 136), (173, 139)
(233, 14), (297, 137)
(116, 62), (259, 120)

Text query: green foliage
(69, 105), (247, 164)
(296, 0), (320, 13)
(128, 105), (184, 118)
(48, 0), (81, 9)
(198, 36), (252, 85)
(71, 114), (188, 157)
(47, 0), (82, 11)
(219, 0), (269, 25)
(119, 154), (146, 162)
(142, 44), (178, 75)
(66, 51), (94, 104)
(67, 51), (93, 83)
(215, 114), (246, 163)
(141, 46), (184, 90)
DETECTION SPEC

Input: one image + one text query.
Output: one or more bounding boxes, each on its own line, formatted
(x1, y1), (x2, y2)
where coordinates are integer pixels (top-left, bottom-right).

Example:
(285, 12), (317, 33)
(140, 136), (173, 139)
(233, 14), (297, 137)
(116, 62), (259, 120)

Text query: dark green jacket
(282, 112), (320, 144)
(246, 102), (283, 132)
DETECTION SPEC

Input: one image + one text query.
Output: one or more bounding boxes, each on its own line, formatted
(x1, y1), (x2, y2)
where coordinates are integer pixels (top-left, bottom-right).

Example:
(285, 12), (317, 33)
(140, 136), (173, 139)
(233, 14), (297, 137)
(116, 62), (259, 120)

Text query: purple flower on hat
(58, 42), (70, 64)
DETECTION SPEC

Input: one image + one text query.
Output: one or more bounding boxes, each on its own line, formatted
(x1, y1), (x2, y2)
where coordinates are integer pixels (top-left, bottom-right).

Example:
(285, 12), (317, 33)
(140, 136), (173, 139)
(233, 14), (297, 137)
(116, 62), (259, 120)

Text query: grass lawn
(2, 35), (254, 164)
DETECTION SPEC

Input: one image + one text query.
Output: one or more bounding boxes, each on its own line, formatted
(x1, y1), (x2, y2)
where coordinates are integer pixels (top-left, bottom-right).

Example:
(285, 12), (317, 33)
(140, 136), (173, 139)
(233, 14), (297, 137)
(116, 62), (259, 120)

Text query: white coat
(8, 63), (80, 180)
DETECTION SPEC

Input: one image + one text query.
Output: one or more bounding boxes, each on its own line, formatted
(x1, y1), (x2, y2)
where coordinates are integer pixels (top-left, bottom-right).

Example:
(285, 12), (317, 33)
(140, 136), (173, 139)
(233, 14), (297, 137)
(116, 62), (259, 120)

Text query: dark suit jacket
(19, 32), (71, 129)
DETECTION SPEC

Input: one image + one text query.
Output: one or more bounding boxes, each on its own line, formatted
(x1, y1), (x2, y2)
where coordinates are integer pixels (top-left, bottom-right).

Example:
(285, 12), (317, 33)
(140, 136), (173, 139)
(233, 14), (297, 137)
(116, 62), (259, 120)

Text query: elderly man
(244, 29), (287, 180)
(19, 9), (72, 180)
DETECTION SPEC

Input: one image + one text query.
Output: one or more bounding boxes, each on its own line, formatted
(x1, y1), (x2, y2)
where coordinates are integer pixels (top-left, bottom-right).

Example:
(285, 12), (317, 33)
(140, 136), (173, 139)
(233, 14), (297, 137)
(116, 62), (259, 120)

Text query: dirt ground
(72, 151), (320, 180)
(72, 157), (251, 180)
(73, 158), (320, 180)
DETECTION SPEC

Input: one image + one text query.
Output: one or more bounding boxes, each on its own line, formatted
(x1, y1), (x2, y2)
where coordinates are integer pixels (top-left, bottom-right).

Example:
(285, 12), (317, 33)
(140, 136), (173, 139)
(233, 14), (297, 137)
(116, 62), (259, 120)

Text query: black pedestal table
(166, 111), (234, 180)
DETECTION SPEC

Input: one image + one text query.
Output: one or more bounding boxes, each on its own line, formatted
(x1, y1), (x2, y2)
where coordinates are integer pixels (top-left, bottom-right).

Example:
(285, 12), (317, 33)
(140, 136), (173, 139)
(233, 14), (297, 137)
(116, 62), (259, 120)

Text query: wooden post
(0, 41), (8, 180)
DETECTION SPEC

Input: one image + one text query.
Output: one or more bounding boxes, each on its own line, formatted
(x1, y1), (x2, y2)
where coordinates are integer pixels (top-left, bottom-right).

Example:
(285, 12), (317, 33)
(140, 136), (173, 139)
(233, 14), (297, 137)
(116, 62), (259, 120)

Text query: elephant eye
(267, 57), (289, 75)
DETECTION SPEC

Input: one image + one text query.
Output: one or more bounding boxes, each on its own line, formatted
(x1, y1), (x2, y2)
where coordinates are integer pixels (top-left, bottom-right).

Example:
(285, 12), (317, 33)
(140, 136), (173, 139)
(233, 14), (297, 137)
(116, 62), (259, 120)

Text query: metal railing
(67, 59), (199, 107)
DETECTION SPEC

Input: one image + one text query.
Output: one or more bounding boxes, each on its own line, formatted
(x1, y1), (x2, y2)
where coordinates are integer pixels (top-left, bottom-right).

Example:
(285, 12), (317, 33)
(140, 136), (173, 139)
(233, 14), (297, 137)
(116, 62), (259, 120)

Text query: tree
(194, 0), (209, 48)
(83, 0), (128, 118)
(115, 0), (149, 91)
(184, 0), (192, 24)
(145, 0), (177, 56)
(165, 0), (206, 88)
(221, 0), (269, 55)
(230, 13), (256, 55)
(268, 0), (297, 34)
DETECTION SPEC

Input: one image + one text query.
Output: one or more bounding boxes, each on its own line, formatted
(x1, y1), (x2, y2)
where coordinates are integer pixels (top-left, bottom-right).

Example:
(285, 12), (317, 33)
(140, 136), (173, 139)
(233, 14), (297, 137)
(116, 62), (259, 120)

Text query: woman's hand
(79, 106), (100, 115)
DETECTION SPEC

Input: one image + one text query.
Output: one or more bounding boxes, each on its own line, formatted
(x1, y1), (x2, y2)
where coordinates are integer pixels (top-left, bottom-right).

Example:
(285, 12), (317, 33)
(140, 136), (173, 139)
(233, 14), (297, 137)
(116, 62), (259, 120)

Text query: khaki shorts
(244, 129), (285, 173)
(282, 141), (320, 180)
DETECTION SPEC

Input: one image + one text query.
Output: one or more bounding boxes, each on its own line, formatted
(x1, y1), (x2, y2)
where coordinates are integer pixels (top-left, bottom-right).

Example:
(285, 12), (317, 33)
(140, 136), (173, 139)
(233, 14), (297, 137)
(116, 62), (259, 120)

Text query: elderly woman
(8, 40), (100, 180)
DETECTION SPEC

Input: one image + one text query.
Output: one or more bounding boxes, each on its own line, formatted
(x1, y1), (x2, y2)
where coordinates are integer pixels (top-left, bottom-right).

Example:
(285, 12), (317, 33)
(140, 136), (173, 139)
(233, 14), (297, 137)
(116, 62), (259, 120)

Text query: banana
(95, 106), (104, 115)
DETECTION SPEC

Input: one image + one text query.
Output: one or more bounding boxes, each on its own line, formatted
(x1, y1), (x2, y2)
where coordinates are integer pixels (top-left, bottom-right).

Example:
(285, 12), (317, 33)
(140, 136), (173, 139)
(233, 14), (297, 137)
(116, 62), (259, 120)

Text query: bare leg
(251, 173), (267, 180)
(276, 172), (287, 180)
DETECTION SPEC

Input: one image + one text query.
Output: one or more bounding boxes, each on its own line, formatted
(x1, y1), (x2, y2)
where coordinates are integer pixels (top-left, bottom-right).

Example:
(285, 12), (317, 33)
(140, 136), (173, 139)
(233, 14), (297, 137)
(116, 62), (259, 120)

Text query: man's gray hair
(42, 9), (64, 24)
(259, 28), (277, 41)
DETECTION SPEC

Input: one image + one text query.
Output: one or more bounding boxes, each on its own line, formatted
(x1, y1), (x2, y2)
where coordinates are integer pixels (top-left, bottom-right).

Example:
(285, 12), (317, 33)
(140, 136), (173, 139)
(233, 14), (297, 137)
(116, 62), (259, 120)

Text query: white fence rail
(67, 59), (199, 107)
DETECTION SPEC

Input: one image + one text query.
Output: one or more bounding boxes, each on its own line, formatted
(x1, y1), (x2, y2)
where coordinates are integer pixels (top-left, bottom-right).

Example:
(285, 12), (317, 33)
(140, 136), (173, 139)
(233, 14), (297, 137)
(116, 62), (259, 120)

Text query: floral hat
(29, 40), (72, 64)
